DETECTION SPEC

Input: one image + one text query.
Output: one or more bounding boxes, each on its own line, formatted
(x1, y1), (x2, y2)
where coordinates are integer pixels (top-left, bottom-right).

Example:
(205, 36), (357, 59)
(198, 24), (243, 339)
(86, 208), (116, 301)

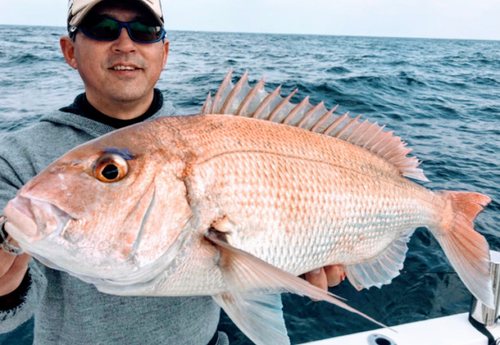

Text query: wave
(473, 76), (499, 86)
(7, 53), (48, 65)
(339, 75), (386, 85)
(326, 66), (350, 74)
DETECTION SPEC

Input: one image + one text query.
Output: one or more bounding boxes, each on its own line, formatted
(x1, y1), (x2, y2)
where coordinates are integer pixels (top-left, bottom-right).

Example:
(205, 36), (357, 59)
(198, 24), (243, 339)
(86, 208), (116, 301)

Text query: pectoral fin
(205, 230), (385, 345)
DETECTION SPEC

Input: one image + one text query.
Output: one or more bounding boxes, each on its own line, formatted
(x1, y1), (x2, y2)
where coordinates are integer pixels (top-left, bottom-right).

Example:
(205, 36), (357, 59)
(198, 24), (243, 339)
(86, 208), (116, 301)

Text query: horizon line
(0, 23), (498, 42)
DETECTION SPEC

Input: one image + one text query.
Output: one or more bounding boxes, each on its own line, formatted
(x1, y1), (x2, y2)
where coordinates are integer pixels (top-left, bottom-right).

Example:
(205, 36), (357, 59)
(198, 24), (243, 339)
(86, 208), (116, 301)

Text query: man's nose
(112, 28), (136, 53)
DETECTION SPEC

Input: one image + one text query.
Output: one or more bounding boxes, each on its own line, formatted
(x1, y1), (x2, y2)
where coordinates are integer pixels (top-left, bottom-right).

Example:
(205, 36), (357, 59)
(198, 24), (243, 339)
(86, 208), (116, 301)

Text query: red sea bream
(4, 71), (493, 345)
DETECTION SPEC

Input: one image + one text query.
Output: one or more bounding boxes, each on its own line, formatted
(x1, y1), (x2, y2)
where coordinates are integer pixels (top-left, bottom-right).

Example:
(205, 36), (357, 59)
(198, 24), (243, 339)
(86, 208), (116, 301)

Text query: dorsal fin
(201, 71), (428, 182)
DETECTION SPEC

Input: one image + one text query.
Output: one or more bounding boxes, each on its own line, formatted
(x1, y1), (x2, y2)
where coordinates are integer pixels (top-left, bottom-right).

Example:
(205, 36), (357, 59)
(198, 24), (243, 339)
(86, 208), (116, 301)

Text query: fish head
(4, 122), (193, 286)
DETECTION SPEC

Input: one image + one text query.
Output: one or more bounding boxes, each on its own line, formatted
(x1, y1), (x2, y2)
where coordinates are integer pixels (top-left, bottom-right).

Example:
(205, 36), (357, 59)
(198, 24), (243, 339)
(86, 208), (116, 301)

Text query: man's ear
(60, 36), (78, 70)
(162, 40), (169, 70)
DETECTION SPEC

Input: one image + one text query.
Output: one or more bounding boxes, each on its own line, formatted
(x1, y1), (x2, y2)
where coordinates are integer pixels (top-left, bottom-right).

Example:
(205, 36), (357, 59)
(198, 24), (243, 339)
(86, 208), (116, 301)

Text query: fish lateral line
(193, 143), (411, 190)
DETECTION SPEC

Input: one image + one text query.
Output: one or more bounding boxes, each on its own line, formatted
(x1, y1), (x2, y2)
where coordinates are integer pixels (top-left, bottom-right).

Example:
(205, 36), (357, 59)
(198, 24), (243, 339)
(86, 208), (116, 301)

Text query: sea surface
(0, 25), (499, 344)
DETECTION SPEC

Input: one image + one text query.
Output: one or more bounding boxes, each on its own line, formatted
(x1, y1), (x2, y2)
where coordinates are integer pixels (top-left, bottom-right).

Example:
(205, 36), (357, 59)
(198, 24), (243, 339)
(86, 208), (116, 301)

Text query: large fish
(4, 71), (493, 345)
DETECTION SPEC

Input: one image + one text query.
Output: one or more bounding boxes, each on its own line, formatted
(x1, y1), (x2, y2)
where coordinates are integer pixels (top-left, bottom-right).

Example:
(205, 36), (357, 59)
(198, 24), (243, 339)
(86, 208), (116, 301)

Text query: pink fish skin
(3, 72), (493, 345)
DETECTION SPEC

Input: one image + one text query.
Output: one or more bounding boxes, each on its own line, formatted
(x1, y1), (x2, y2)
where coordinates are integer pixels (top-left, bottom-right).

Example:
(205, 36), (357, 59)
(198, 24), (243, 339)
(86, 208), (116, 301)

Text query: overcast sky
(0, 0), (498, 40)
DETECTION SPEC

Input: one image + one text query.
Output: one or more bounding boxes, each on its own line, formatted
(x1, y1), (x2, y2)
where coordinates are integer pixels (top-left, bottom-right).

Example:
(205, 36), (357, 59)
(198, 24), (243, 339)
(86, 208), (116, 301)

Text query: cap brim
(69, 0), (103, 27)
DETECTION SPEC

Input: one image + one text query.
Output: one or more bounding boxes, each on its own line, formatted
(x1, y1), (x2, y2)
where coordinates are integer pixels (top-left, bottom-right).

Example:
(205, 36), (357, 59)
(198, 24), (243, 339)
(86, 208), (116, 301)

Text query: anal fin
(205, 230), (386, 345)
(346, 230), (413, 290)
(213, 292), (289, 345)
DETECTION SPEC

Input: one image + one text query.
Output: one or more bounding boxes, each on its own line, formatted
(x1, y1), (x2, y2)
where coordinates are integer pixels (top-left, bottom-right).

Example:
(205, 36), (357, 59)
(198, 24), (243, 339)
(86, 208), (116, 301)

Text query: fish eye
(93, 154), (128, 183)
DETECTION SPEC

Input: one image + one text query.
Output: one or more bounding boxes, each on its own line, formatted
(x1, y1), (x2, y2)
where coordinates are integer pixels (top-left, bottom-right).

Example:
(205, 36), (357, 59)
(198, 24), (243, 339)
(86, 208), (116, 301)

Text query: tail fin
(432, 191), (493, 307)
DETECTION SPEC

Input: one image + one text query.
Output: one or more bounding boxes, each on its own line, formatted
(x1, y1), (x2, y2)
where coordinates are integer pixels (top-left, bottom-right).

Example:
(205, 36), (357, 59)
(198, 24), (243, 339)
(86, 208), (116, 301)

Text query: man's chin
(87, 87), (155, 116)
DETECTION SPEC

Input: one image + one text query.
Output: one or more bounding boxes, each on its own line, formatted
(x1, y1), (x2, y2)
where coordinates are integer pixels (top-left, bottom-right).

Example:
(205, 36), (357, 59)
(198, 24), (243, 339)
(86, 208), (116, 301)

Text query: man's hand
(304, 265), (345, 291)
(0, 237), (31, 296)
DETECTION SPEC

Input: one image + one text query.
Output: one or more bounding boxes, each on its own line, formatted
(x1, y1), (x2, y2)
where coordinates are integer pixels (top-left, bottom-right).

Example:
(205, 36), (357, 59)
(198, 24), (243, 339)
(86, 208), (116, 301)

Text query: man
(0, 1), (342, 343)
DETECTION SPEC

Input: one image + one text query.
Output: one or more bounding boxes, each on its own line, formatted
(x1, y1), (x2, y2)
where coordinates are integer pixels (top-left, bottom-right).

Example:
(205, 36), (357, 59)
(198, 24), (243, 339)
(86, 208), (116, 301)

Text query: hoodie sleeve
(0, 138), (47, 334)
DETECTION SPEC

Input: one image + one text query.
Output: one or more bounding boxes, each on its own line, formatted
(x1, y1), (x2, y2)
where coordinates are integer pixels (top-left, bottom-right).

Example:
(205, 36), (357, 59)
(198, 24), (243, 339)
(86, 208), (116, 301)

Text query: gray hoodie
(0, 94), (228, 345)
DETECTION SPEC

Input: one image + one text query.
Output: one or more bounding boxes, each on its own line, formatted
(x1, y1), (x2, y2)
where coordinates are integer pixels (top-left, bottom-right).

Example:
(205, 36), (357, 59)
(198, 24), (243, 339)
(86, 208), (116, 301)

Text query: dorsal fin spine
(335, 115), (362, 139)
(324, 113), (349, 135)
(252, 85), (281, 119)
(201, 92), (212, 115)
(345, 119), (365, 142)
(350, 121), (372, 145)
(282, 96), (310, 125)
(378, 137), (401, 157)
(211, 68), (233, 113)
(237, 77), (265, 116)
(297, 101), (324, 129)
(362, 124), (385, 148)
(311, 105), (339, 132)
(369, 131), (395, 152)
(393, 154), (415, 165)
(267, 89), (298, 121)
(221, 71), (248, 114)
(383, 145), (409, 160)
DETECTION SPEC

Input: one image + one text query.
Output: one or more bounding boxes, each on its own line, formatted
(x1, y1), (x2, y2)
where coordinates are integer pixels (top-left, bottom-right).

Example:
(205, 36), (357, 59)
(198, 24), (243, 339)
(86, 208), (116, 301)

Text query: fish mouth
(4, 195), (74, 243)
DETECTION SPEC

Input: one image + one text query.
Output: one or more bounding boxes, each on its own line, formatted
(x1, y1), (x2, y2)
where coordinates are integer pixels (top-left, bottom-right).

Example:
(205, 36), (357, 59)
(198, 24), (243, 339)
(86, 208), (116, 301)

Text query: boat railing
(301, 250), (500, 345)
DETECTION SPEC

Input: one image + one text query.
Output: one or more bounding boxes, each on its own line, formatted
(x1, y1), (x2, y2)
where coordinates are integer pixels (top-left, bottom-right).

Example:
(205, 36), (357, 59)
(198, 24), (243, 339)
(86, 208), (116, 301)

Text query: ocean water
(0, 25), (499, 344)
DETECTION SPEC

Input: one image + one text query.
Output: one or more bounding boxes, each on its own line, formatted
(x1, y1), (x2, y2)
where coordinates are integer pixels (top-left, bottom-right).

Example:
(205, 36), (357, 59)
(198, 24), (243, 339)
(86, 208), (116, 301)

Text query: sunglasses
(76, 16), (166, 44)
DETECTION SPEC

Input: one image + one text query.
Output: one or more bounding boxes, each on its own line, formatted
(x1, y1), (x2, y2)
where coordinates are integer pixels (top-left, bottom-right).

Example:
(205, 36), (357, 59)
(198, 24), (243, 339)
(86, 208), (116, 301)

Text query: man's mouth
(112, 65), (139, 71)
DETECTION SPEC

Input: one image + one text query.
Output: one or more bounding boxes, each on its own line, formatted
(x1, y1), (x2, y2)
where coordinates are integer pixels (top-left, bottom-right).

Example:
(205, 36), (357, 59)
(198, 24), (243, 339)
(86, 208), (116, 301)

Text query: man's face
(62, 3), (168, 109)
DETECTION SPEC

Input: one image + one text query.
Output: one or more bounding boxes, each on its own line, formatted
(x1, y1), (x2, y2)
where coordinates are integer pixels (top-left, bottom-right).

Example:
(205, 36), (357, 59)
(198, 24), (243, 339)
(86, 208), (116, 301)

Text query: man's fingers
(304, 265), (346, 290)
(324, 265), (346, 287)
(0, 250), (16, 277)
(303, 265), (346, 302)
(0, 234), (31, 296)
(0, 253), (30, 296)
(13, 253), (31, 270)
(0, 236), (25, 277)
(305, 268), (327, 292)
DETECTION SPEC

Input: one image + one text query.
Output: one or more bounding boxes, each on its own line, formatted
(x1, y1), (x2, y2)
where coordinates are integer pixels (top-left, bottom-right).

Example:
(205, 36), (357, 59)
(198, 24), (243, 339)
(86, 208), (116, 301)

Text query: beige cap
(68, 0), (164, 27)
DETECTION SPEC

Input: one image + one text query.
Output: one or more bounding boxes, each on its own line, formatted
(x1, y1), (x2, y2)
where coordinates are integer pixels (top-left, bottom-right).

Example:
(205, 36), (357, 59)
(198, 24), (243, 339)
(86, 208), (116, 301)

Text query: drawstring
(207, 331), (219, 345)
(0, 216), (24, 255)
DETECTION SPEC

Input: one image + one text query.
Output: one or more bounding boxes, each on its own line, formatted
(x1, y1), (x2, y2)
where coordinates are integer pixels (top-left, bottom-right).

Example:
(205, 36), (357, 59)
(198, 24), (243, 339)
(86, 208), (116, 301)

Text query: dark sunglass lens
(84, 18), (120, 40)
(129, 22), (162, 42)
